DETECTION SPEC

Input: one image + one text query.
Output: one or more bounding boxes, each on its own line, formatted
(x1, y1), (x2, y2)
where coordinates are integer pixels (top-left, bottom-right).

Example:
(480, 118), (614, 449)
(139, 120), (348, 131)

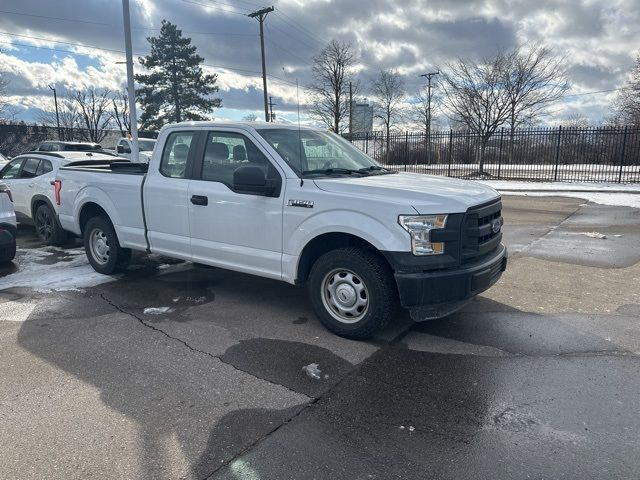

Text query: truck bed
(57, 161), (148, 250)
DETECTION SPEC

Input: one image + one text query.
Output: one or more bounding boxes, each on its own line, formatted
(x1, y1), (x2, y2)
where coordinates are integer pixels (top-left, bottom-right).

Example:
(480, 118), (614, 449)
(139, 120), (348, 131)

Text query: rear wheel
(83, 216), (131, 274)
(35, 204), (68, 246)
(307, 247), (397, 339)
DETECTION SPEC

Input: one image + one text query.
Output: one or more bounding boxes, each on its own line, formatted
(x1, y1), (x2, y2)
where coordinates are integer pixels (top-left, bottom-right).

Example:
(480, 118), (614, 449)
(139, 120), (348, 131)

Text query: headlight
(398, 215), (448, 255)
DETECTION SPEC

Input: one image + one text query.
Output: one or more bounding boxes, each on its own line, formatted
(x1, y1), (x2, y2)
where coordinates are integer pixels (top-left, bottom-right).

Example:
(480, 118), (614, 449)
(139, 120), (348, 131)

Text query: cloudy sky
(0, 0), (638, 128)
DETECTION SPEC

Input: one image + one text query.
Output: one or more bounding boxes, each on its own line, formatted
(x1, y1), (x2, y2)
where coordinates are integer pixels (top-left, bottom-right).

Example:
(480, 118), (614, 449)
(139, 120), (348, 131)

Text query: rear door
(143, 130), (198, 261)
(187, 128), (285, 279)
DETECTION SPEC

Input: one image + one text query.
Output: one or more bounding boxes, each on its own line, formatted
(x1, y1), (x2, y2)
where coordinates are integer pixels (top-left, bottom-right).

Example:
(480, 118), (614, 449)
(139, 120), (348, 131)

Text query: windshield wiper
(302, 168), (364, 176)
(358, 165), (395, 175)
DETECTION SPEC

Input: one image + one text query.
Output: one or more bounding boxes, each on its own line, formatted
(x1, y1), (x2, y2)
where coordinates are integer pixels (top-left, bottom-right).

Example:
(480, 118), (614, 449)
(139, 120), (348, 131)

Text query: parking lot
(1, 195), (639, 479)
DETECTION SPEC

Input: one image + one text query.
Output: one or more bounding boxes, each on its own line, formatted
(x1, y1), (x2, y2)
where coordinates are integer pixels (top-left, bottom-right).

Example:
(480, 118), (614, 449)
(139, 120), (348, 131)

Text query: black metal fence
(0, 123), (157, 158)
(345, 126), (640, 183)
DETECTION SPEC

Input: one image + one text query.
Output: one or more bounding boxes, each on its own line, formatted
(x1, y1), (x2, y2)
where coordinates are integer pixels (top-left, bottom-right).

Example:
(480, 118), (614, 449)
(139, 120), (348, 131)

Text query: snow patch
(580, 232), (607, 239)
(302, 363), (322, 380)
(475, 180), (640, 208)
(0, 247), (116, 292)
(143, 307), (173, 315)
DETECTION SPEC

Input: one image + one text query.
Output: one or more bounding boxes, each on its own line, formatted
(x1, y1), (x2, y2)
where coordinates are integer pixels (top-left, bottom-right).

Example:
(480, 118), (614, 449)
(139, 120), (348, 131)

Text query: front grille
(461, 199), (502, 263)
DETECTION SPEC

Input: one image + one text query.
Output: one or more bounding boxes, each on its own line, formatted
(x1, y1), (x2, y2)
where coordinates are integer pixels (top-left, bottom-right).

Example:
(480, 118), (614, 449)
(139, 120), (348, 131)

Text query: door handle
(28, 184), (35, 188)
(190, 195), (208, 206)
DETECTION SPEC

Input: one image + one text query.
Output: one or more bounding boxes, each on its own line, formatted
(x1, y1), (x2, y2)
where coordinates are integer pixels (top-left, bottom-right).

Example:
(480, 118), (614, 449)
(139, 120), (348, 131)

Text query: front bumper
(393, 244), (508, 308)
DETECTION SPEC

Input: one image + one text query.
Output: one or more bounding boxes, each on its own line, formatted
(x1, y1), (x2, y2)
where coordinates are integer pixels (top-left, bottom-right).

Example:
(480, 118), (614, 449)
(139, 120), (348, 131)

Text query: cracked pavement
(1, 195), (640, 479)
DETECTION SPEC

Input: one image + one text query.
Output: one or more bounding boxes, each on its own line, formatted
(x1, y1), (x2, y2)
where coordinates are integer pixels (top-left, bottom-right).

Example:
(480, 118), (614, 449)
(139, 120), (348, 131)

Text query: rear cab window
(160, 131), (197, 179)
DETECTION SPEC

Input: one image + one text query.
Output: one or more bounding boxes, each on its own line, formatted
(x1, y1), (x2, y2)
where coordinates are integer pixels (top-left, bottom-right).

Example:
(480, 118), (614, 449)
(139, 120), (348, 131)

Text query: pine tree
(136, 20), (221, 130)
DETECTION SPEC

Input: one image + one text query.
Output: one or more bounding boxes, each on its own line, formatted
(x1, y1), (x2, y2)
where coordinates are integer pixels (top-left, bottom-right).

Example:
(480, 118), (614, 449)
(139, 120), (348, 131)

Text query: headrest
(173, 143), (189, 159)
(233, 144), (247, 161)
(208, 142), (229, 160)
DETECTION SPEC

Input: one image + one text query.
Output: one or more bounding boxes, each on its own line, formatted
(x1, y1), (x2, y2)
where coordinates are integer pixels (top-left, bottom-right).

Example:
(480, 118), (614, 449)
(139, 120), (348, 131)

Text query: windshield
(256, 128), (387, 177)
(138, 139), (156, 152)
(61, 143), (102, 151)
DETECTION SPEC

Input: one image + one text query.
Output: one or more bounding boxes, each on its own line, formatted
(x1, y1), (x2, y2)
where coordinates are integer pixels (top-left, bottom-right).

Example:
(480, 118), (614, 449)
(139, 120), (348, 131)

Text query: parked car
(55, 122), (507, 339)
(0, 182), (17, 264)
(115, 137), (157, 163)
(35, 141), (100, 152)
(0, 151), (123, 246)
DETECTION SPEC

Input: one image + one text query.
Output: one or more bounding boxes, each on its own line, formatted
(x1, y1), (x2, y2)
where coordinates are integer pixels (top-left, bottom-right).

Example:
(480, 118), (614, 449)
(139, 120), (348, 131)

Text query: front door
(188, 129), (285, 280)
(143, 130), (198, 261)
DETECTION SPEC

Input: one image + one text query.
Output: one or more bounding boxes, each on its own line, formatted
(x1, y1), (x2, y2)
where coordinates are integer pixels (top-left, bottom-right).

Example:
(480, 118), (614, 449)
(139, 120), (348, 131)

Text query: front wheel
(307, 247), (397, 339)
(83, 216), (131, 275)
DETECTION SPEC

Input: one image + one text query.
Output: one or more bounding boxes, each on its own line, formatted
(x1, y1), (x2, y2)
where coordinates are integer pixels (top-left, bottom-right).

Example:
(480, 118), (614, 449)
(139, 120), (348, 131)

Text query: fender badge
(288, 199), (314, 208)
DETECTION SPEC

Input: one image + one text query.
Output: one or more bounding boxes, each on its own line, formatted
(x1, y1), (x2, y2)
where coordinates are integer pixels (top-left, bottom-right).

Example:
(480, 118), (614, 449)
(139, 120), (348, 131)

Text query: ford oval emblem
(491, 218), (503, 234)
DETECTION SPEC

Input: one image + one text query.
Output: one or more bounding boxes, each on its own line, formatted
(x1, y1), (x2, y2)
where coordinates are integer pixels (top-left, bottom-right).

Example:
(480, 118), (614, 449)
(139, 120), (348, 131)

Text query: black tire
(35, 204), (68, 246)
(83, 216), (131, 275)
(307, 246), (397, 340)
(0, 238), (16, 264)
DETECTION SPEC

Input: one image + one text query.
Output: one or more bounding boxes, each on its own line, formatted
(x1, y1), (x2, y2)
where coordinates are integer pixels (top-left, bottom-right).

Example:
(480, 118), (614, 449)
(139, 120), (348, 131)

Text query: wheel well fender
(30, 195), (56, 220)
(295, 232), (391, 284)
(78, 202), (111, 234)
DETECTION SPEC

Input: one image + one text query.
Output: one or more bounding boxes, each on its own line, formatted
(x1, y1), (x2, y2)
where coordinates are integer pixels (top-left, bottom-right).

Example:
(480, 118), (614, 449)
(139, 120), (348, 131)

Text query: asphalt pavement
(1, 196), (639, 479)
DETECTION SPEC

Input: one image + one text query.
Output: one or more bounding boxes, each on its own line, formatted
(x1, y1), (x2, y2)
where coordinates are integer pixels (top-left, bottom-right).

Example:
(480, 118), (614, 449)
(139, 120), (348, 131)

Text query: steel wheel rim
(89, 228), (110, 265)
(36, 209), (53, 241)
(321, 268), (369, 324)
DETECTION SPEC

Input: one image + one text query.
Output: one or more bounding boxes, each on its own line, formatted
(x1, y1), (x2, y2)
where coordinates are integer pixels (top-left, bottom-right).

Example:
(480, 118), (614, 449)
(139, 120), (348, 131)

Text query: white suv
(0, 151), (120, 245)
(0, 182), (17, 264)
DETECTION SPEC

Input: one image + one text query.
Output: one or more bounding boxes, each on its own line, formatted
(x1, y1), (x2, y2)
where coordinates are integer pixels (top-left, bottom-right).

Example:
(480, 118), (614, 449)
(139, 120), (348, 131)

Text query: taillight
(0, 185), (12, 202)
(54, 180), (62, 205)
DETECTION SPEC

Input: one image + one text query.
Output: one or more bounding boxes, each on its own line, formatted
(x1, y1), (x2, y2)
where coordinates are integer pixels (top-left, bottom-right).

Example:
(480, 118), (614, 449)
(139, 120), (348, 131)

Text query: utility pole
(248, 6), (274, 122)
(419, 71), (440, 140)
(122, 0), (139, 163)
(420, 71), (439, 164)
(48, 84), (61, 140)
(349, 81), (353, 135)
(268, 96), (277, 121)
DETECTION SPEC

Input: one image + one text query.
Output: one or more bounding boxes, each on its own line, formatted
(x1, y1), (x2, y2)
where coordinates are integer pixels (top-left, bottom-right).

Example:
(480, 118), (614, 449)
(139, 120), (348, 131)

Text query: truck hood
(313, 172), (500, 214)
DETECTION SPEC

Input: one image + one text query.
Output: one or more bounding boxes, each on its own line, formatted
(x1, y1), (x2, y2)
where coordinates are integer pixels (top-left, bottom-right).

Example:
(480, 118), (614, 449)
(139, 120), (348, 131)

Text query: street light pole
(248, 6), (274, 122)
(48, 84), (61, 140)
(122, 0), (139, 163)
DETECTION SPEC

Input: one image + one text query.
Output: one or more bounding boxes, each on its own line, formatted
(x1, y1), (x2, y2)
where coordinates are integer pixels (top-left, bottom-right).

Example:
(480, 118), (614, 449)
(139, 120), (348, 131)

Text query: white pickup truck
(55, 122), (507, 339)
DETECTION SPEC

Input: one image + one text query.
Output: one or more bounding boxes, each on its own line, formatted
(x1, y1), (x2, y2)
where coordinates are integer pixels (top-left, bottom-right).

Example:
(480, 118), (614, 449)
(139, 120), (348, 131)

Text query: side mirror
(233, 165), (275, 196)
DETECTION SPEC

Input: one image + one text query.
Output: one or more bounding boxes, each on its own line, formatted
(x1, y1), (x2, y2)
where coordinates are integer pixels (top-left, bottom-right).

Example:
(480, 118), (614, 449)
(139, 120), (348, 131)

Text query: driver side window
(160, 131), (196, 179)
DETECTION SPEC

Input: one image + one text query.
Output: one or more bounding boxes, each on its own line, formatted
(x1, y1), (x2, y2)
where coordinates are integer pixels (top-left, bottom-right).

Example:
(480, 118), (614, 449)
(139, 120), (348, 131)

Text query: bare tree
(614, 54), (640, 126)
(73, 88), (112, 143)
(308, 40), (357, 133)
(242, 113), (258, 122)
(0, 68), (11, 120)
(111, 91), (131, 137)
(440, 53), (513, 175)
(37, 92), (81, 140)
(503, 44), (568, 160)
(371, 69), (405, 152)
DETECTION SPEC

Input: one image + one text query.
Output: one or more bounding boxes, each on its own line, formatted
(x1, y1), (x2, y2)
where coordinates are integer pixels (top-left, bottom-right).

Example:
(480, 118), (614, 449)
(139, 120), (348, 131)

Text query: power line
(179, 0), (250, 16)
(565, 88), (623, 98)
(0, 9), (109, 25)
